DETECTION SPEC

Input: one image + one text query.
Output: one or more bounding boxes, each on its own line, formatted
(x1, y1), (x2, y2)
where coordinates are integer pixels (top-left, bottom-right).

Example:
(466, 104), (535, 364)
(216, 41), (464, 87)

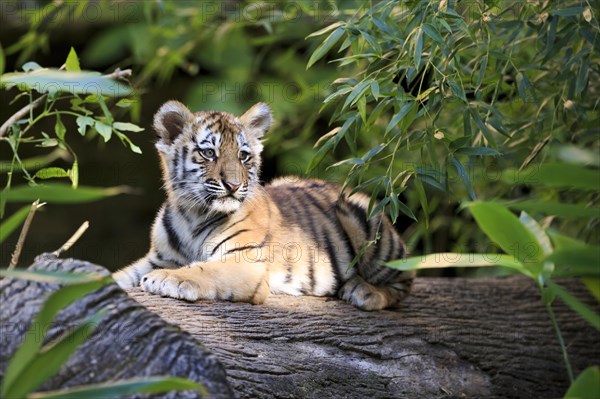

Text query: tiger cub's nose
(222, 180), (241, 193)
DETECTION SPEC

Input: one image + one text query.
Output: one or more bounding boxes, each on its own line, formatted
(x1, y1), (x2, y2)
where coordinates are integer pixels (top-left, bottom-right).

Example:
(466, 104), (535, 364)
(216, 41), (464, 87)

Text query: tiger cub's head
(153, 101), (272, 214)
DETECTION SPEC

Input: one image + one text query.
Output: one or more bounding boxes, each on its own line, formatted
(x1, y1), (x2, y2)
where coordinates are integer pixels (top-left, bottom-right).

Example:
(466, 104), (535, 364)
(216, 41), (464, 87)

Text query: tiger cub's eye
(239, 151), (251, 162)
(200, 148), (216, 160)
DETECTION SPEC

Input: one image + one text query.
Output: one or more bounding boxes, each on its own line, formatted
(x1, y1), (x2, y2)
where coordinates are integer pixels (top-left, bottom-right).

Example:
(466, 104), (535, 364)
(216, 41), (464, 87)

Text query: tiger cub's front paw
(141, 270), (202, 302)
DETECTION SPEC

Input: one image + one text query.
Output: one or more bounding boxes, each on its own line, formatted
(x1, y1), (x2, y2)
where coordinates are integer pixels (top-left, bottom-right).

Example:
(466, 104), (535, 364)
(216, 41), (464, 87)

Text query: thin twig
(9, 200), (45, 269)
(53, 221), (89, 257)
(105, 68), (132, 80)
(0, 94), (47, 138)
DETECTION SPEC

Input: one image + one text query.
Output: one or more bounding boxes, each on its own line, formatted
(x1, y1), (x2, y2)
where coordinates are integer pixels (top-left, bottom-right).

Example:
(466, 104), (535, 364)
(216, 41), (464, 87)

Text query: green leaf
(70, 160), (79, 189)
(0, 69), (132, 97)
(454, 147), (501, 157)
(370, 81), (380, 100)
(547, 280), (600, 330)
(519, 211), (553, 256)
(386, 253), (528, 275)
(1, 277), (112, 398)
(582, 279), (600, 302)
(516, 72), (535, 102)
(2, 183), (132, 204)
(503, 164), (600, 191)
(0, 43), (5, 75)
(75, 116), (95, 135)
(448, 80), (467, 103)
(504, 200), (600, 219)
(413, 175), (429, 229)
(34, 167), (70, 180)
(306, 21), (345, 38)
(113, 122), (144, 132)
(422, 23), (444, 44)
(467, 202), (545, 267)
(550, 7), (585, 17)
(307, 137), (335, 173)
(113, 130), (142, 154)
(94, 121), (112, 142)
(564, 367), (600, 399)
(548, 230), (588, 252)
(65, 47), (81, 72)
(451, 157), (476, 200)
(0, 269), (107, 284)
(469, 109), (497, 148)
(0, 205), (31, 243)
(386, 102), (416, 134)
(5, 311), (105, 399)
(413, 27), (423, 69)
(28, 377), (207, 399)
(54, 115), (66, 141)
(307, 27), (345, 69)
(546, 247), (600, 277)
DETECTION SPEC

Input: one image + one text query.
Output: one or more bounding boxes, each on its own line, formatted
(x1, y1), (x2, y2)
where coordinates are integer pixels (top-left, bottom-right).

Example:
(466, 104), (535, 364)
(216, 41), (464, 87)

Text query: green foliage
(27, 377), (207, 399)
(0, 204), (31, 242)
(305, 0), (599, 247)
(0, 270), (206, 398)
(564, 366), (600, 399)
(0, 48), (142, 227)
(388, 194), (599, 389)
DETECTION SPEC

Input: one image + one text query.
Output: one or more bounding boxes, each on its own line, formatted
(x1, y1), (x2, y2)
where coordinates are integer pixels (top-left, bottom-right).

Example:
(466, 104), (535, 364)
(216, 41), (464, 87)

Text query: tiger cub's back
(265, 178), (413, 310)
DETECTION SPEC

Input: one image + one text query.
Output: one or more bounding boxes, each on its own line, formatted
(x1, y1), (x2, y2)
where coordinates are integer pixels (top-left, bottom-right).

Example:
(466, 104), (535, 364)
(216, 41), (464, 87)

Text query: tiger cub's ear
(154, 101), (193, 146)
(240, 102), (272, 139)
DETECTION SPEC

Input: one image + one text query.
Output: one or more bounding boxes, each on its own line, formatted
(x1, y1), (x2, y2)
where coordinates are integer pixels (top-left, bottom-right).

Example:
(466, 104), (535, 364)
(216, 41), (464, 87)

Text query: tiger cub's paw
(338, 276), (388, 311)
(141, 270), (203, 302)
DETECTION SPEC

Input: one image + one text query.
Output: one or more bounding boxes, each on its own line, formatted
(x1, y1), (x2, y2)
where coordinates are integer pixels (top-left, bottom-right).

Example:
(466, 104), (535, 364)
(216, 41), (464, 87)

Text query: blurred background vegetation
(1, 0), (598, 276)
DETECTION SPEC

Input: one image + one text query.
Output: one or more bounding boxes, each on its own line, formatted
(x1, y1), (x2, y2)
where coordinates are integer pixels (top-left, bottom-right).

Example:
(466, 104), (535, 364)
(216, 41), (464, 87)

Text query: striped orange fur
(113, 101), (414, 310)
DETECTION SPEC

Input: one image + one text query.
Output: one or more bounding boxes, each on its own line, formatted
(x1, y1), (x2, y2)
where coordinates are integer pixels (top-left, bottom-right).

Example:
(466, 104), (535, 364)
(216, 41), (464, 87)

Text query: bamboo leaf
(307, 27), (345, 69)
(547, 281), (600, 330)
(564, 367), (600, 399)
(28, 377), (207, 399)
(386, 253), (528, 275)
(2, 183), (133, 204)
(0, 69), (131, 97)
(0, 205), (31, 243)
(467, 202), (545, 267)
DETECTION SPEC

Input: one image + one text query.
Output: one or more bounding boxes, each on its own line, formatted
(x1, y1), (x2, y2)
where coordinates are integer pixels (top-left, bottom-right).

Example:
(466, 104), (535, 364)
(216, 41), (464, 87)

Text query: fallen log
(128, 276), (599, 399)
(0, 254), (234, 399)
(1, 255), (598, 398)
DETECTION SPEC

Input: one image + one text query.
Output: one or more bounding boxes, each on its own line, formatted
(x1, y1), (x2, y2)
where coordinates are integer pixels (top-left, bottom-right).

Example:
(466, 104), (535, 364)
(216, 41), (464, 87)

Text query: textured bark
(127, 276), (599, 399)
(2, 255), (598, 399)
(0, 254), (234, 399)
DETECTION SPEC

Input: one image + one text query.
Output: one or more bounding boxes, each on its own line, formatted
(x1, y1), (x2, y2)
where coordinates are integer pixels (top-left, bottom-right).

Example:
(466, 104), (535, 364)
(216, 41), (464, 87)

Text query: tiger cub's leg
(113, 257), (155, 289)
(336, 202), (415, 311)
(140, 259), (270, 305)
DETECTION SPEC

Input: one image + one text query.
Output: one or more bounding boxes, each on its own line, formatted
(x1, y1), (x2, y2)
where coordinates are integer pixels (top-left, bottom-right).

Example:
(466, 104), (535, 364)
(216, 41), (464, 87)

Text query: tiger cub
(113, 101), (414, 310)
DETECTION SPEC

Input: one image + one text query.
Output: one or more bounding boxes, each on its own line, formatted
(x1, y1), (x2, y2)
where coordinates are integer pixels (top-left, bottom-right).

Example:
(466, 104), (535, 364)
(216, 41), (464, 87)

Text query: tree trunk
(1, 255), (598, 399)
(127, 276), (599, 399)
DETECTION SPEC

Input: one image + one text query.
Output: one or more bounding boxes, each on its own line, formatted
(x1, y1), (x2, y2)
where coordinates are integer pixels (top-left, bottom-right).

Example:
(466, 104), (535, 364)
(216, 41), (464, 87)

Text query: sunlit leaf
(564, 367), (600, 399)
(2, 183), (133, 204)
(65, 47), (81, 72)
(0, 69), (132, 97)
(467, 202), (545, 267)
(28, 377), (207, 399)
(386, 253), (528, 275)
